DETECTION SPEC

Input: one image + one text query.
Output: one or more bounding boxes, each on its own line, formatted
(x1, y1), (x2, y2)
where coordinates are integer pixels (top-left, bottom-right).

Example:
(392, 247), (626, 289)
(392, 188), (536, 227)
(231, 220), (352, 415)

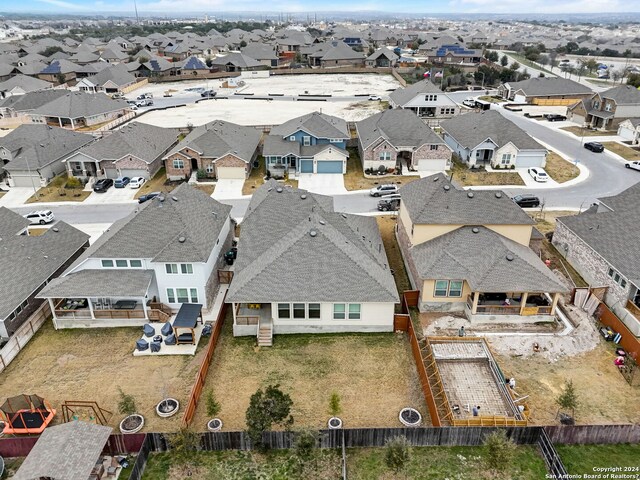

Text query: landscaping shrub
(385, 435), (411, 472)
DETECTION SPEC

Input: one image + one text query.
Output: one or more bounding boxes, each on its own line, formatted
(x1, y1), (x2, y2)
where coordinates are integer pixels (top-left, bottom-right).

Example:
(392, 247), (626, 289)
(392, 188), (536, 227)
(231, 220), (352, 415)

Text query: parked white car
(368, 95), (381, 101)
(129, 177), (146, 189)
(625, 161), (640, 172)
(462, 97), (476, 107)
(528, 167), (549, 183)
(23, 210), (55, 225)
(369, 184), (399, 197)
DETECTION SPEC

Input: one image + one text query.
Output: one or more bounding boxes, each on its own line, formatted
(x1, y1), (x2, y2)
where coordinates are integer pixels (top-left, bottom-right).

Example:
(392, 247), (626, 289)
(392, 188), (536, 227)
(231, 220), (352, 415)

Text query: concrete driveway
(84, 185), (137, 204)
(0, 186), (35, 208)
(298, 174), (347, 195)
(211, 179), (244, 200)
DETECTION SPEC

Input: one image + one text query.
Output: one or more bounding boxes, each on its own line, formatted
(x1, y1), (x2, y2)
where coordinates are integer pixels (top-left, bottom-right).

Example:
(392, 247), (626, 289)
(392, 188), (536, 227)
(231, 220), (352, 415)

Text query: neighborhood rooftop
(356, 109), (445, 149)
(31, 91), (130, 118)
(269, 111), (349, 139)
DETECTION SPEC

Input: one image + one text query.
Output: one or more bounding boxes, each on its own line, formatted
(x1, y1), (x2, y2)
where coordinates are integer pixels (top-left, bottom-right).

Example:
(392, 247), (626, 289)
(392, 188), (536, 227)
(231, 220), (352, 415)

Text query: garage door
(216, 166), (246, 179)
(515, 153), (544, 168)
(316, 161), (343, 174)
(618, 126), (634, 141)
(300, 160), (314, 173)
(417, 158), (448, 171)
(105, 168), (119, 179)
(10, 174), (41, 188)
(119, 169), (148, 179)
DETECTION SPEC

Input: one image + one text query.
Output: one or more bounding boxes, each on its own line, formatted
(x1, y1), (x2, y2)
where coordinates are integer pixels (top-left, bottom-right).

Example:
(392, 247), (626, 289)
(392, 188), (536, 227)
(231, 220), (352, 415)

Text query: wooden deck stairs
(257, 318), (273, 347)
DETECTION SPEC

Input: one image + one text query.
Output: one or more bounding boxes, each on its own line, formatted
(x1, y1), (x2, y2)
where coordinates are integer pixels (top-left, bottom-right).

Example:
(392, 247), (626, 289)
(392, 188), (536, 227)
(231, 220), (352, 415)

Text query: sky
(5, 0), (640, 14)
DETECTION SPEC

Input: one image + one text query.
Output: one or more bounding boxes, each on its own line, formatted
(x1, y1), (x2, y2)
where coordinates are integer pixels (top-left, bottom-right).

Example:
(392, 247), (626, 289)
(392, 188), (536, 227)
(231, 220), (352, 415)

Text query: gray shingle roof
(411, 226), (567, 293)
(13, 421), (112, 480)
(241, 43), (278, 61)
(38, 269), (154, 298)
(167, 120), (260, 163)
(0, 206), (30, 237)
(0, 89), (68, 112)
(400, 173), (534, 225)
(32, 91), (130, 119)
(227, 180), (399, 303)
(439, 110), (545, 151)
(0, 221), (89, 323)
(71, 183), (231, 264)
(0, 74), (52, 93)
(507, 77), (593, 96)
(269, 111), (349, 140)
(75, 122), (178, 165)
(601, 85), (640, 105)
(211, 52), (261, 68)
(356, 109), (446, 150)
(1, 124), (94, 171)
(366, 48), (399, 61)
(597, 182), (640, 213)
(389, 79), (442, 107)
(320, 42), (365, 61)
(84, 63), (136, 87)
(558, 208), (640, 285)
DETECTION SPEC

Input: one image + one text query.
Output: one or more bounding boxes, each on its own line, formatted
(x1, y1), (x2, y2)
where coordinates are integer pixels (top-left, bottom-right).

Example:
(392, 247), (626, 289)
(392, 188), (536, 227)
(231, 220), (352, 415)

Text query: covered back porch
(231, 302), (272, 336)
(465, 291), (561, 322)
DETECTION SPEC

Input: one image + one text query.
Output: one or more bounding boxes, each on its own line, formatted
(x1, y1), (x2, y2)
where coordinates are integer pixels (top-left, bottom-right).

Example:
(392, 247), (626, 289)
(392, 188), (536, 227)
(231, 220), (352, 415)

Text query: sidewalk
(0, 187), (34, 208)
(202, 284), (229, 323)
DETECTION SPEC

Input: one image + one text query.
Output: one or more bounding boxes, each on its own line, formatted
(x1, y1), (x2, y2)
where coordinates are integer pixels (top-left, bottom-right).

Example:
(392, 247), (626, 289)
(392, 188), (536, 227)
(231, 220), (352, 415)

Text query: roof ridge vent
(309, 229), (317, 237)
(506, 253), (514, 261)
(443, 185), (450, 191)
(472, 227), (479, 233)
(467, 191), (474, 198)
(300, 194), (307, 199)
(178, 236), (186, 243)
(276, 186), (283, 193)
(495, 192), (502, 198)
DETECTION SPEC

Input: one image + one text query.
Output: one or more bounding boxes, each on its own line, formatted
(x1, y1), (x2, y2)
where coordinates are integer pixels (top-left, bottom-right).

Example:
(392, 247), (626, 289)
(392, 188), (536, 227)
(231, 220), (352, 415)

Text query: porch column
(70, 118), (75, 130)
(519, 292), (529, 316)
(232, 302), (237, 324)
(471, 291), (480, 314)
(87, 298), (95, 319)
(550, 292), (560, 316)
(47, 298), (58, 330)
(58, 117), (63, 128)
(142, 298), (148, 319)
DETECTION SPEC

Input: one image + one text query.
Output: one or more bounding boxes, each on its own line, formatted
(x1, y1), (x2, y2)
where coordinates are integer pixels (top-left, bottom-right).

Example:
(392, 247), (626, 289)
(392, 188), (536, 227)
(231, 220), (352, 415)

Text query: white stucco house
(37, 184), (233, 329)
(617, 118), (640, 145)
(439, 110), (548, 169)
(227, 180), (399, 345)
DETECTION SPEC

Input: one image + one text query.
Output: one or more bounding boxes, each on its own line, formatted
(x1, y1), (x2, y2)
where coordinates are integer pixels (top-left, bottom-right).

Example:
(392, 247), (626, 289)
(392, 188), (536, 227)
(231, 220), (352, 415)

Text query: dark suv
(512, 194), (540, 208)
(93, 178), (114, 192)
(377, 195), (401, 211)
(545, 114), (567, 122)
(584, 142), (604, 153)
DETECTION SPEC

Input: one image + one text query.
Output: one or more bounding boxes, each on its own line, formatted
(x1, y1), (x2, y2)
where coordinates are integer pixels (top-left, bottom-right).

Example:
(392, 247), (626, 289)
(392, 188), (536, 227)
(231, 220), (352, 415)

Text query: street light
(478, 71), (485, 89)
(24, 149), (39, 200)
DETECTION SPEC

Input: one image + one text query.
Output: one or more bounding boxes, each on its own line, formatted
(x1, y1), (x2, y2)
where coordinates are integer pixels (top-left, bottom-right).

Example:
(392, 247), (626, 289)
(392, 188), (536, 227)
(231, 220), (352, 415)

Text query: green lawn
(556, 444), (640, 476)
(348, 445), (548, 480)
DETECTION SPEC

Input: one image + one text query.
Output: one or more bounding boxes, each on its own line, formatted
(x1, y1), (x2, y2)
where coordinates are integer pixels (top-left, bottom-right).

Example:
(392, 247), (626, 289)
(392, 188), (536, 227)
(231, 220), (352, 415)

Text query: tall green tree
(245, 384), (294, 447)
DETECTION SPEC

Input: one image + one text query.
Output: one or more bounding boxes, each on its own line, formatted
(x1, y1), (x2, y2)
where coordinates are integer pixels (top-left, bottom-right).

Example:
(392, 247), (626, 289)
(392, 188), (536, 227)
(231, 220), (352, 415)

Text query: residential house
(211, 52), (262, 72)
(131, 56), (177, 78)
(421, 44), (483, 67)
(0, 124), (93, 187)
(397, 174), (567, 320)
(553, 184), (640, 335)
(241, 43), (279, 68)
(617, 118), (640, 145)
(37, 184), (233, 328)
(0, 74), (52, 99)
(65, 122), (179, 181)
(498, 77), (593, 104)
(389, 79), (459, 124)
(29, 91), (131, 130)
(568, 85), (640, 130)
(227, 180), (399, 342)
(440, 110), (548, 168)
(365, 48), (399, 68)
(308, 41), (365, 68)
(0, 90), (68, 124)
(37, 59), (78, 84)
(99, 47), (129, 64)
(164, 120), (261, 180)
(178, 56), (210, 75)
(264, 111), (350, 176)
(76, 64), (137, 94)
(0, 207), (89, 339)
(356, 109), (452, 173)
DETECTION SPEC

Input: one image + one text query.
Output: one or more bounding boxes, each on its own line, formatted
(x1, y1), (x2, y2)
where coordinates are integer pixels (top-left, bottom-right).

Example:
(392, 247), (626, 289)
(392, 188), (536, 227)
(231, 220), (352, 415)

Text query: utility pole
(133, 0), (140, 25)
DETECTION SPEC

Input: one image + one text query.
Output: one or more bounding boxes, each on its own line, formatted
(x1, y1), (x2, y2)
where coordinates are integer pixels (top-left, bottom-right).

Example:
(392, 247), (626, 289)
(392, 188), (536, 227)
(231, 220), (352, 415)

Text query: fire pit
(399, 407), (422, 427)
(156, 398), (179, 418)
(119, 414), (144, 434)
(207, 418), (223, 432)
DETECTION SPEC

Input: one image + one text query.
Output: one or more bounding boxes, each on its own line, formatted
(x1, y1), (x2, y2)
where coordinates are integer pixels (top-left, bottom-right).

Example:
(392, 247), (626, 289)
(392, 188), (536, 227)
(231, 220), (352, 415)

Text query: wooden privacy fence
(0, 301), (50, 374)
(545, 424), (640, 445)
(595, 301), (640, 361)
(181, 291), (228, 428)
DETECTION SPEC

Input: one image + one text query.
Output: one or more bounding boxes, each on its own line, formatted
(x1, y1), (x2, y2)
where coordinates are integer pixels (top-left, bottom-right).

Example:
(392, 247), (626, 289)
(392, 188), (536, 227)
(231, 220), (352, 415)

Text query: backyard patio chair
(150, 341), (161, 353)
(135, 339), (149, 351)
(142, 323), (155, 338)
(160, 322), (173, 336)
(202, 323), (212, 337)
(164, 333), (176, 346)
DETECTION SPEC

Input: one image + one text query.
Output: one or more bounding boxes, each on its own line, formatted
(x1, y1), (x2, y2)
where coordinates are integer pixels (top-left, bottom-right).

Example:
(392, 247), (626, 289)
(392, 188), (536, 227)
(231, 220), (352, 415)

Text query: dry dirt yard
(192, 317), (426, 431)
(0, 322), (203, 432)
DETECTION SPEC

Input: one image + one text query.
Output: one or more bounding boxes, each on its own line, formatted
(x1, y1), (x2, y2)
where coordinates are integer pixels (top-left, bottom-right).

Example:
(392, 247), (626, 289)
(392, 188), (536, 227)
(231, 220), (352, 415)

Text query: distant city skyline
(5, 0), (640, 15)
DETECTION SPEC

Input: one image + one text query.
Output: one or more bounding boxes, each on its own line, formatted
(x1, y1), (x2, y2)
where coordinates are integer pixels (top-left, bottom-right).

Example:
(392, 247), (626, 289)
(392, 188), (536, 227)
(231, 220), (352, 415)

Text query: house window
(130, 260), (142, 268)
(501, 153), (512, 165)
(165, 263), (178, 274)
(303, 136), (311, 146)
(190, 288), (198, 303)
(293, 303), (306, 319)
(379, 151), (392, 161)
(608, 268), (615, 277)
(176, 288), (189, 303)
(621, 279), (627, 289)
(430, 145), (438, 150)
(116, 259), (128, 268)
(329, 138), (341, 143)
(348, 304), (361, 320)
(434, 280), (449, 297)
(308, 303), (321, 319)
(181, 263), (193, 274)
(167, 288), (176, 303)
(172, 159), (184, 169)
(449, 281), (463, 297)
(605, 103), (612, 112)
(289, 135), (296, 141)
(205, 164), (214, 174)
(278, 303), (290, 319)
(333, 303), (346, 320)
(101, 260), (114, 268)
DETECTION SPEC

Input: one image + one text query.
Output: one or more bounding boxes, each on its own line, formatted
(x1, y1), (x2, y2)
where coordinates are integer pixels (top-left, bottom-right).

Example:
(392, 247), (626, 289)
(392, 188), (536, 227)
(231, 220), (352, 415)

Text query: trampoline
(1, 394), (56, 435)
